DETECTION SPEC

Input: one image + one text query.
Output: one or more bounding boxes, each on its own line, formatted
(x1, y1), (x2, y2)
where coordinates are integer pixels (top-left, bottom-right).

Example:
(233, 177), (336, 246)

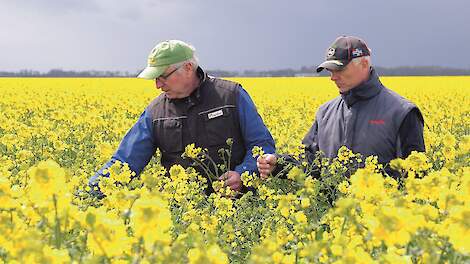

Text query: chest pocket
(199, 105), (236, 147)
(153, 117), (185, 153)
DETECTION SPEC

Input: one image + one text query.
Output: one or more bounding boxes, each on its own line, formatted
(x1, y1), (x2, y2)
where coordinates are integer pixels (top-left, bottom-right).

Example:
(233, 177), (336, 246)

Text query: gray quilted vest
(303, 68), (420, 164)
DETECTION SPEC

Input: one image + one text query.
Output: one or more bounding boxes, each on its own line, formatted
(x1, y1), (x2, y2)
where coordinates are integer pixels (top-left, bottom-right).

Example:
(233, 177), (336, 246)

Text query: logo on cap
(352, 48), (363, 57)
(148, 57), (156, 65)
(327, 48), (335, 57)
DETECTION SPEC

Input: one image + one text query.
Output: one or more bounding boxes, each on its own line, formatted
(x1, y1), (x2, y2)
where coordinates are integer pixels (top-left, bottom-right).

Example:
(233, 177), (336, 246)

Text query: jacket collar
(187, 66), (206, 103)
(340, 67), (383, 107)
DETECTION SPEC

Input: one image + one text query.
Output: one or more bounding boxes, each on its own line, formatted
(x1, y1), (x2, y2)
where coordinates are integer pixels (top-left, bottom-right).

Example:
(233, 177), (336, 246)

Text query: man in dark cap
(258, 36), (425, 178)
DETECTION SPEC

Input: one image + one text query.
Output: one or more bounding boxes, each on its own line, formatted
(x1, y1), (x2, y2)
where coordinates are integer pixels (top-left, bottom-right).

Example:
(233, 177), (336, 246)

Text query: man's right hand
(257, 154), (277, 180)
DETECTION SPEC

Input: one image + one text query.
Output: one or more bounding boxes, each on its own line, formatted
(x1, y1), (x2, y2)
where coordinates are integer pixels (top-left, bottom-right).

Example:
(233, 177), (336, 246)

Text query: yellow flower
(368, 206), (424, 247)
(252, 146), (265, 158)
(213, 197), (235, 218)
(42, 246), (71, 264)
(287, 166), (305, 182)
(27, 160), (67, 202)
(272, 252), (283, 263)
(97, 142), (114, 163)
(330, 244), (343, 256)
(0, 177), (18, 209)
(442, 133), (456, 147)
(441, 206), (470, 254)
(278, 195), (295, 218)
(85, 207), (132, 257)
(380, 247), (412, 264)
(131, 193), (172, 249)
(106, 161), (135, 184)
(338, 180), (350, 194)
(337, 146), (355, 162)
(188, 247), (203, 264)
(339, 246), (374, 263)
(169, 164), (188, 181)
(300, 197), (310, 208)
(457, 135), (470, 153)
(184, 143), (203, 159)
(241, 171), (255, 187)
(404, 151), (431, 173)
(188, 244), (228, 264)
(294, 211), (307, 224)
(207, 244), (229, 264)
(349, 169), (385, 201)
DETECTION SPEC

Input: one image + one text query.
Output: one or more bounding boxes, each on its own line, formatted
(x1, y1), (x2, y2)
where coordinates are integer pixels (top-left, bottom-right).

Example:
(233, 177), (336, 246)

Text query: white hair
(171, 55), (199, 73)
(351, 55), (372, 66)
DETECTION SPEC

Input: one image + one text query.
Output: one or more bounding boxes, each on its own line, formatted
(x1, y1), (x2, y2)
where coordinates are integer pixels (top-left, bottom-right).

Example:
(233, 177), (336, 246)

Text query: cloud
(1, 0), (469, 71)
(1, 0), (103, 15)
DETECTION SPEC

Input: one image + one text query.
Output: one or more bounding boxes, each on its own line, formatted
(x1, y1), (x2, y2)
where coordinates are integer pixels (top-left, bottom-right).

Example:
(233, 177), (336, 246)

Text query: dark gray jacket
(302, 67), (424, 165)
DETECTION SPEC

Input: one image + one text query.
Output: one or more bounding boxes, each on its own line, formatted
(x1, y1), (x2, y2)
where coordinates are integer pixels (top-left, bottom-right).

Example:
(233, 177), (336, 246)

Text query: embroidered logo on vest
(208, 109), (223, 119)
(369, 119), (385, 125)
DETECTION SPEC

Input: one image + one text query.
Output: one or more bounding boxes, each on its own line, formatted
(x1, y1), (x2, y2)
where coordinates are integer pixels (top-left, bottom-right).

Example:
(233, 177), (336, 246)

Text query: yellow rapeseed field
(0, 76), (469, 263)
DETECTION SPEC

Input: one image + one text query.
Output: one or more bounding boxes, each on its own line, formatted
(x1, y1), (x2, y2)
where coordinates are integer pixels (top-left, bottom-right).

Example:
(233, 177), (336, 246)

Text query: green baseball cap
(137, 40), (195, 80)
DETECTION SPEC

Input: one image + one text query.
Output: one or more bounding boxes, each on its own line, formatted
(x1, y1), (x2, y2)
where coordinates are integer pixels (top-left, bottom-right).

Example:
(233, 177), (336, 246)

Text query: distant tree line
(374, 66), (470, 77)
(213, 66), (470, 77)
(1, 66), (470, 78)
(0, 69), (137, 78)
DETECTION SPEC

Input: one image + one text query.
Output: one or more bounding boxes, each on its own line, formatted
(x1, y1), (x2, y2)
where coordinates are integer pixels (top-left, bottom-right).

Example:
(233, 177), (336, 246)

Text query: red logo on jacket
(369, 119), (385, 125)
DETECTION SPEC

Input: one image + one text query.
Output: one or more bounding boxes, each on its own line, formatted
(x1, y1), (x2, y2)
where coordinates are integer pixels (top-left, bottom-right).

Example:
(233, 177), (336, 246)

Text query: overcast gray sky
(1, 0), (469, 72)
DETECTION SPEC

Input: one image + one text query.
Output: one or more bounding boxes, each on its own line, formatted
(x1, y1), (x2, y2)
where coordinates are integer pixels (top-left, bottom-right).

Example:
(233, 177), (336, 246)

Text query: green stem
(340, 215), (348, 234)
(220, 150), (228, 172)
(91, 231), (111, 263)
(204, 152), (221, 178)
(227, 143), (233, 172)
(10, 209), (14, 226)
(53, 194), (62, 248)
(192, 158), (216, 185)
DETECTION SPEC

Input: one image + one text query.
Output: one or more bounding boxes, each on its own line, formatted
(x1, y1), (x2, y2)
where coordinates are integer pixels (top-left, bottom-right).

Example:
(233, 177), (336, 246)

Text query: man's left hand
(219, 171), (242, 192)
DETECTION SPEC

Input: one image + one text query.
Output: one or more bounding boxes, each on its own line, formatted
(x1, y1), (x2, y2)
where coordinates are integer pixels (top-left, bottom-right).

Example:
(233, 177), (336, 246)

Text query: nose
(330, 71), (339, 81)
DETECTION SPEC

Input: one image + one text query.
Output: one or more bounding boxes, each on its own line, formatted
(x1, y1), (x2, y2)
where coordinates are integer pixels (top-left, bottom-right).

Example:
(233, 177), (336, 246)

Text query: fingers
(218, 172), (228, 181)
(260, 173), (269, 180)
(220, 171), (241, 192)
(257, 166), (271, 179)
(257, 154), (277, 180)
(225, 175), (238, 187)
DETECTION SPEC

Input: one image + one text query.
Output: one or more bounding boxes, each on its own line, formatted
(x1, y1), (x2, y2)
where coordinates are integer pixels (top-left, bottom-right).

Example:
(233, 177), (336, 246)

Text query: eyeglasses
(157, 65), (181, 81)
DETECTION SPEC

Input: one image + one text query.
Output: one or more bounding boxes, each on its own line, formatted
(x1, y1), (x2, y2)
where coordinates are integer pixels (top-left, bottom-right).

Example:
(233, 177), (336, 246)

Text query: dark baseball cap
(316, 36), (370, 73)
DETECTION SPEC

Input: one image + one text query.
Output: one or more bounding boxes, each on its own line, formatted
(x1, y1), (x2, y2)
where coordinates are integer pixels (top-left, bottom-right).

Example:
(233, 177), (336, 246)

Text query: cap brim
(316, 60), (347, 73)
(137, 66), (167, 80)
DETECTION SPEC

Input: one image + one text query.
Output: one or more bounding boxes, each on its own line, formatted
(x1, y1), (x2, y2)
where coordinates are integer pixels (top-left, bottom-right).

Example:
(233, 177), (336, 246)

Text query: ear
(183, 62), (194, 73)
(360, 58), (369, 69)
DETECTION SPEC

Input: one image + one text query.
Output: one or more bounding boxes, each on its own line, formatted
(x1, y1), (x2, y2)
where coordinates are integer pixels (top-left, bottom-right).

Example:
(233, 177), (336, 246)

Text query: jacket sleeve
(89, 109), (157, 186)
(302, 118), (320, 164)
(234, 86), (276, 176)
(398, 108), (425, 158)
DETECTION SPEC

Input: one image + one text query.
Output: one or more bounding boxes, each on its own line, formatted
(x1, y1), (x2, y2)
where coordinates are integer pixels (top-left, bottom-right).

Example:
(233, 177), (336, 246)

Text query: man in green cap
(90, 40), (275, 194)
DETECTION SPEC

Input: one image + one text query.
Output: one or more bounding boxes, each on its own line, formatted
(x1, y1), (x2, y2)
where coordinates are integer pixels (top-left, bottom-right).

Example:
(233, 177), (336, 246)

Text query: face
(328, 59), (369, 93)
(155, 63), (195, 99)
